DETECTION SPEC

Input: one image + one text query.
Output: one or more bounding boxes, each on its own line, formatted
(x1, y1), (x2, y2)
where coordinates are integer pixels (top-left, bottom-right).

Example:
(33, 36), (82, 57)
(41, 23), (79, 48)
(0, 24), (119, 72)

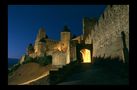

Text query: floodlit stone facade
(84, 5), (129, 62)
(19, 5), (129, 65)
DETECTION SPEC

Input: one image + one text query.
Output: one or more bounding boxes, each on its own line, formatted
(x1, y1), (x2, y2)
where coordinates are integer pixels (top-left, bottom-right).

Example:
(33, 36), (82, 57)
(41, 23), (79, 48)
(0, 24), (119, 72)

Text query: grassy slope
(8, 63), (52, 85)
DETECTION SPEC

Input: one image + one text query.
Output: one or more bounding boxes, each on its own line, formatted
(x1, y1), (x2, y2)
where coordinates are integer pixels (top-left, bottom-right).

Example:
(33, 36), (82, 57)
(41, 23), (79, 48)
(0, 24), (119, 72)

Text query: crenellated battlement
(46, 39), (59, 44)
(20, 5), (129, 65)
(84, 5), (129, 62)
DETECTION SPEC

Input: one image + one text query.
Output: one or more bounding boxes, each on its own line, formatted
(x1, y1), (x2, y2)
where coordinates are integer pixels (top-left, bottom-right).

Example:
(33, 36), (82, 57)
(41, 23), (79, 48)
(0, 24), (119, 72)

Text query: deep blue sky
(8, 5), (106, 59)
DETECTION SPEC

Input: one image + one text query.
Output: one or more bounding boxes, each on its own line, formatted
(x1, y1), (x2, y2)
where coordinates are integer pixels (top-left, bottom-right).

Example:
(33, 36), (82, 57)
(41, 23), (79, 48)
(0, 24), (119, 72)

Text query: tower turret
(60, 25), (71, 64)
(61, 25), (71, 41)
(35, 27), (46, 43)
(83, 17), (96, 41)
(34, 27), (46, 55)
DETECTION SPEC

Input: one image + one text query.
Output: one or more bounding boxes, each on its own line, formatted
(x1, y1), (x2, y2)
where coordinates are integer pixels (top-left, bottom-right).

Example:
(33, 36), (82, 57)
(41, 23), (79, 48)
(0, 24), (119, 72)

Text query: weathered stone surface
(19, 5), (129, 66)
(84, 5), (129, 62)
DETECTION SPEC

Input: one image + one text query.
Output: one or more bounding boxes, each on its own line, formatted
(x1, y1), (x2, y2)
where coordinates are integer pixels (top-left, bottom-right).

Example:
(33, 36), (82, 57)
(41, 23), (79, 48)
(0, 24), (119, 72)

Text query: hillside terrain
(8, 63), (52, 85)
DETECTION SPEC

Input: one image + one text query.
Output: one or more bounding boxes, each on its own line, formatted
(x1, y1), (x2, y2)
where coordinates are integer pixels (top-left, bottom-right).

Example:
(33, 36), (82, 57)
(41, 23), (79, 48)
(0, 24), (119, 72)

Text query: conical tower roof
(62, 25), (70, 32)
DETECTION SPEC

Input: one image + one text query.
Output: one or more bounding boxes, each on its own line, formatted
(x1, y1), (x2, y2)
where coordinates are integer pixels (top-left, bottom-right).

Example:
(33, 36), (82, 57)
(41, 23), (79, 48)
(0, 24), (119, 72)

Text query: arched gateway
(76, 44), (93, 63)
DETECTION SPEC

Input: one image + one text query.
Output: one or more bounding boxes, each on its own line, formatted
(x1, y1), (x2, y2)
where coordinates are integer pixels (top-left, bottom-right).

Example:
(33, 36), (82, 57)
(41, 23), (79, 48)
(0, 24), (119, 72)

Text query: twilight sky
(8, 5), (106, 59)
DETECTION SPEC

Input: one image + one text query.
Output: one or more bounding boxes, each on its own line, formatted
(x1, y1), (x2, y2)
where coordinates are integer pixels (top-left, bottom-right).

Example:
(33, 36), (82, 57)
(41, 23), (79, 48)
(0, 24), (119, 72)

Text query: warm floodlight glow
(57, 46), (62, 51)
(80, 49), (91, 63)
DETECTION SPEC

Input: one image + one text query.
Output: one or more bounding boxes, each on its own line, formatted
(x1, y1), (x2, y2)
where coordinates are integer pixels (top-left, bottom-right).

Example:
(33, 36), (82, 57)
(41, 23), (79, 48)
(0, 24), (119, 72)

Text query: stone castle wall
(46, 39), (59, 51)
(22, 5), (129, 64)
(85, 5), (129, 61)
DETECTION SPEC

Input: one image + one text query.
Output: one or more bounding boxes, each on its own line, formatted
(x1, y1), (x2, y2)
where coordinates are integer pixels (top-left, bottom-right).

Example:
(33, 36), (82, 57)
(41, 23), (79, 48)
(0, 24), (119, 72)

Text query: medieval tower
(19, 5), (129, 65)
(60, 26), (71, 64)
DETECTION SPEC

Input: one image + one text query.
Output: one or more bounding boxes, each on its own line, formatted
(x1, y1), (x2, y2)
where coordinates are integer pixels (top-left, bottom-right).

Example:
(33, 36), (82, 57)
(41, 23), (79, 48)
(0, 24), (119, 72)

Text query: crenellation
(84, 5), (129, 61)
(19, 5), (129, 67)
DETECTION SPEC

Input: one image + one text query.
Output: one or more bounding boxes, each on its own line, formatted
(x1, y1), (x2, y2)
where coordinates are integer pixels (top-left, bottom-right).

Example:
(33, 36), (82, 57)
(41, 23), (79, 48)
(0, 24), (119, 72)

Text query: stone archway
(80, 49), (91, 63)
(76, 44), (93, 63)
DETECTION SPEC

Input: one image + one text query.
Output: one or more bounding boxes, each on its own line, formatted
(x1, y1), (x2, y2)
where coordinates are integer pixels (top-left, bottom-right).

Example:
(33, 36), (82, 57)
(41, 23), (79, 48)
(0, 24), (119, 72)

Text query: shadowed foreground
(56, 57), (128, 85)
(8, 57), (128, 85)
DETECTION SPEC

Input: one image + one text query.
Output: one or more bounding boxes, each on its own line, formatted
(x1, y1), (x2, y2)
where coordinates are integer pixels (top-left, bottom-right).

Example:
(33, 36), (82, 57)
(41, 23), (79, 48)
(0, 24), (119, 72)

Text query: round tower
(60, 25), (71, 64)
